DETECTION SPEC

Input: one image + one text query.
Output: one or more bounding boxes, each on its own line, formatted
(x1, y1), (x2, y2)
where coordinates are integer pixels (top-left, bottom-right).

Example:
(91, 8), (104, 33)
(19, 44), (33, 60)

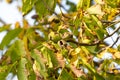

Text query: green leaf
(17, 58), (28, 80)
(35, 1), (47, 18)
(61, 48), (68, 58)
(49, 31), (61, 43)
(66, 1), (76, 12)
(94, 73), (105, 80)
(86, 45), (98, 54)
(0, 65), (9, 80)
(77, 0), (90, 10)
(0, 24), (10, 32)
(26, 61), (36, 80)
(58, 69), (74, 80)
(47, 0), (56, 12)
(0, 28), (22, 49)
(8, 40), (26, 62)
(95, 29), (104, 40)
(22, 0), (37, 15)
(31, 50), (48, 79)
(117, 44), (120, 51)
(35, 0), (56, 18)
(91, 15), (103, 29)
(83, 61), (96, 73)
(106, 0), (120, 8)
(83, 62), (104, 80)
(41, 47), (58, 67)
(0, 62), (17, 80)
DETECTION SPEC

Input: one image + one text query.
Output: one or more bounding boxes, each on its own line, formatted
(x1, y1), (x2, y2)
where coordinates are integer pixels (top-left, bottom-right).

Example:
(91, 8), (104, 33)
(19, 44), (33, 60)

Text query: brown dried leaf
(70, 65), (85, 77)
(56, 53), (65, 67)
(34, 49), (47, 63)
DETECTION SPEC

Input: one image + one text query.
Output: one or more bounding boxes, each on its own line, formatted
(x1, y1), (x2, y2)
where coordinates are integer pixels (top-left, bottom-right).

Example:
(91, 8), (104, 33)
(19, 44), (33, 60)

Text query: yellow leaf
(108, 48), (118, 53)
(98, 50), (107, 58)
(82, 39), (91, 43)
(70, 48), (80, 56)
(33, 61), (40, 76)
(15, 22), (20, 28)
(70, 54), (78, 64)
(114, 52), (120, 59)
(75, 47), (81, 53)
(108, 9), (119, 21)
(94, 0), (105, 4)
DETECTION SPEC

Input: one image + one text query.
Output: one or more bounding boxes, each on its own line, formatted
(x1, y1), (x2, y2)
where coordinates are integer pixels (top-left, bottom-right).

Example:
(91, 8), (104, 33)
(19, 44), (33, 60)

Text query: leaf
(17, 58), (28, 80)
(0, 65), (9, 80)
(95, 29), (104, 40)
(91, 15), (103, 29)
(8, 40), (26, 62)
(77, 0), (90, 10)
(0, 28), (22, 49)
(86, 45), (98, 54)
(83, 61), (96, 73)
(35, 0), (56, 18)
(22, 0), (37, 15)
(70, 65), (85, 77)
(48, 31), (61, 43)
(87, 4), (105, 16)
(94, 0), (105, 4)
(94, 73), (105, 80)
(0, 24), (10, 32)
(41, 47), (58, 67)
(66, 1), (76, 12)
(26, 61), (36, 80)
(0, 62), (17, 80)
(106, 0), (120, 8)
(47, 0), (56, 12)
(117, 45), (120, 51)
(107, 8), (119, 21)
(114, 52), (120, 59)
(31, 49), (48, 79)
(83, 62), (105, 80)
(73, 17), (81, 28)
(58, 68), (74, 80)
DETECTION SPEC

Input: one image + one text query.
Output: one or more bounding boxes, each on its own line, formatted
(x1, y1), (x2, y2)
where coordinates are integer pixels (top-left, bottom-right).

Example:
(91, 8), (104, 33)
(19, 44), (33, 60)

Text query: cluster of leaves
(0, 0), (120, 80)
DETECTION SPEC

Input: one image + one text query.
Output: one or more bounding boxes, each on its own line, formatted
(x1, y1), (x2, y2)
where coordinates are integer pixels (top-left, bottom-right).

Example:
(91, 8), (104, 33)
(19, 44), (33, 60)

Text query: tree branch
(66, 39), (101, 46)
(0, 18), (6, 25)
(109, 34), (120, 48)
(105, 26), (120, 39)
(107, 19), (120, 27)
(57, 3), (68, 12)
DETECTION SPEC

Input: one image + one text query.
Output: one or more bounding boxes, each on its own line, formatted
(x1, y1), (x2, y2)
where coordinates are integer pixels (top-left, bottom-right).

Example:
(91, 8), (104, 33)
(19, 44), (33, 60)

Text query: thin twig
(99, 35), (120, 54)
(0, 18), (6, 25)
(101, 20), (115, 24)
(58, 4), (71, 19)
(106, 19), (120, 28)
(109, 35), (120, 48)
(105, 26), (120, 39)
(107, 28), (117, 47)
(57, 3), (68, 12)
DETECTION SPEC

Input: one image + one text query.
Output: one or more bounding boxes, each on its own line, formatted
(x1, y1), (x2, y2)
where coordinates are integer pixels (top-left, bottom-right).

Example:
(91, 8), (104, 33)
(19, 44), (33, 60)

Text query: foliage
(0, 0), (120, 80)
